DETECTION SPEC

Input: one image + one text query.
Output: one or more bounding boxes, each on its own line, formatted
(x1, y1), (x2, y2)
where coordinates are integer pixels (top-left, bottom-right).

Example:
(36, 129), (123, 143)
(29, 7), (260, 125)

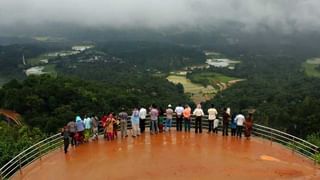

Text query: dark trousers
(195, 116), (202, 133)
(236, 126), (243, 138)
(223, 122), (229, 136)
(64, 138), (69, 154)
(70, 132), (76, 146)
(208, 120), (213, 132)
(184, 118), (191, 132)
(231, 128), (236, 136)
(213, 127), (218, 134)
(176, 116), (183, 131)
(140, 118), (146, 133)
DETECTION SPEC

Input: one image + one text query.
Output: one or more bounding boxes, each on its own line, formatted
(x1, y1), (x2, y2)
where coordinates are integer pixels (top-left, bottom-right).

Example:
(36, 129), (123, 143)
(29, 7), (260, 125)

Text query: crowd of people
(61, 104), (254, 154)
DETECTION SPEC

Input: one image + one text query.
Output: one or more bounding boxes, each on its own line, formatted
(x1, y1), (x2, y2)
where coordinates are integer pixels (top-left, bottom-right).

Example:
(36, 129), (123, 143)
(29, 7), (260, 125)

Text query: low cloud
(1, 0), (320, 33)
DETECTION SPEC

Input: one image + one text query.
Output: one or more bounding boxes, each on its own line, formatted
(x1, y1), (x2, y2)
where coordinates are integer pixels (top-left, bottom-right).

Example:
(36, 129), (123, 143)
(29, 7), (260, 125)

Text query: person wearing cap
(193, 104), (205, 133)
(165, 104), (174, 131)
(175, 104), (184, 131)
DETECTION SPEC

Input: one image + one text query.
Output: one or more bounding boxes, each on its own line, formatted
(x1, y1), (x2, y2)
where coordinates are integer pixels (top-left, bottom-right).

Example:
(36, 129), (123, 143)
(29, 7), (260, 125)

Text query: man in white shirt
(235, 113), (245, 138)
(175, 104), (184, 131)
(139, 107), (147, 133)
(207, 104), (218, 133)
(193, 104), (204, 133)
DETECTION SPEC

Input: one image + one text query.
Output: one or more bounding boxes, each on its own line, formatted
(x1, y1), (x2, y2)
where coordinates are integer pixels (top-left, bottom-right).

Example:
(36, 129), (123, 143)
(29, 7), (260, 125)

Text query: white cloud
(1, 0), (320, 32)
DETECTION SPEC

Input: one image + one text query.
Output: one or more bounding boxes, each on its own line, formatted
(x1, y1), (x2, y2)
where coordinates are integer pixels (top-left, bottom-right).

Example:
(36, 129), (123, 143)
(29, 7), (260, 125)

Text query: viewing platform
(8, 130), (320, 179)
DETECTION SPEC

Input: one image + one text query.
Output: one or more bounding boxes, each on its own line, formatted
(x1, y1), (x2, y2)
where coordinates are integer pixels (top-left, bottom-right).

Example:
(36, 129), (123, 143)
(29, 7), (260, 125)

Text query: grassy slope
(303, 63), (320, 78)
(189, 72), (238, 85)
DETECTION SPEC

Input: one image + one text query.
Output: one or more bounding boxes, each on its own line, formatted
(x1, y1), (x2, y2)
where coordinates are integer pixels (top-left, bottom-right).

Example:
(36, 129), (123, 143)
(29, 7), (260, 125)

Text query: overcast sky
(1, 0), (320, 33)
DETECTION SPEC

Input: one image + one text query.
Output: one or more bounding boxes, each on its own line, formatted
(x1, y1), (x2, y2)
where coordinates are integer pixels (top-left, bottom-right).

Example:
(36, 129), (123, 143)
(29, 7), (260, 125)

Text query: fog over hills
(1, 0), (320, 35)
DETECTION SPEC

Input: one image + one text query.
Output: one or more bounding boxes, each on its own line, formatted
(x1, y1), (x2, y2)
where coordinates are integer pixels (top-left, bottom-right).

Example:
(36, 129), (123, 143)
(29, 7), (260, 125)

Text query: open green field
(43, 64), (57, 77)
(188, 72), (238, 86)
(32, 36), (65, 42)
(303, 58), (320, 78)
(167, 70), (243, 103)
(27, 54), (49, 66)
(167, 73), (217, 103)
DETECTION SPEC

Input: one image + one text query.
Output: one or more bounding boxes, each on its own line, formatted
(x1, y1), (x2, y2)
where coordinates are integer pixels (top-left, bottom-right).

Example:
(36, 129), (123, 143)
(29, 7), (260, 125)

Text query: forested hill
(0, 75), (190, 134)
(203, 54), (320, 138)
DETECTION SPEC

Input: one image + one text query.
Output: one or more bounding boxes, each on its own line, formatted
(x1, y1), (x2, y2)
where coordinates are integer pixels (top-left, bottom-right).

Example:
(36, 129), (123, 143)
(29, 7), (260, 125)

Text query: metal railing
(252, 123), (319, 163)
(0, 133), (63, 180)
(1, 116), (319, 179)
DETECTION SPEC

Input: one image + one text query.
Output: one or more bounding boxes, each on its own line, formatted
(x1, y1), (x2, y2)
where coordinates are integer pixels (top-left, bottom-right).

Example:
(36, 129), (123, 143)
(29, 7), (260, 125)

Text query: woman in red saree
(244, 113), (253, 140)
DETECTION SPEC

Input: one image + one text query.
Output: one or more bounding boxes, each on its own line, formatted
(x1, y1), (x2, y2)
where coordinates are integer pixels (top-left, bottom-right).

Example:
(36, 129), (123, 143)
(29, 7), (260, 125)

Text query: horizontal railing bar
(0, 133), (61, 172)
(254, 127), (318, 152)
(20, 152), (40, 166)
(0, 157), (20, 175)
(254, 124), (318, 149)
(3, 165), (20, 179)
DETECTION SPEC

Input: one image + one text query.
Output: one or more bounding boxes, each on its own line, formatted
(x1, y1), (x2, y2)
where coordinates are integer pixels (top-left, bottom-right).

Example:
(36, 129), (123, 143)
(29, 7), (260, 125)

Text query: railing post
(60, 136), (63, 151)
(269, 129), (273, 145)
(0, 169), (3, 180)
(292, 137), (295, 154)
(314, 149), (319, 165)
(38, 144), (42, 161)
(18, 155), (22, 174)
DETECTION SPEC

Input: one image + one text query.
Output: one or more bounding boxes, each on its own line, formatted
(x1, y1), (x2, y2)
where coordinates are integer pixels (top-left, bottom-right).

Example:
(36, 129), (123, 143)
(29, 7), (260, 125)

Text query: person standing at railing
(119, 108), (129, 138)
(76, 116), (85, 144)
(207, 104), (218, 133)
(92, 116), (99, 140)
(213, 117), (219, 134)
(113, 113), (119, 139)
(183, 104), (192, 132)
(235, 113), (245, 138)
(244, 113), (254, 140)
(106, 113), (116, 141)
(150, 104), (159, 134)
(61, 126), (70, 154)
(131, 108), (140, 137)
(158, 107), (165, 133)
(84, 115), (92, 142)
(165, 104), (174, 132)
(222, 108), (230, 136)
(101, 113), (108, 138)
(193, 104), (204, 133)
(139, 106), (147, 133)
(67, 120), (77, 146)
(231, 113), (237, 136)
(175, 104), (184, 131)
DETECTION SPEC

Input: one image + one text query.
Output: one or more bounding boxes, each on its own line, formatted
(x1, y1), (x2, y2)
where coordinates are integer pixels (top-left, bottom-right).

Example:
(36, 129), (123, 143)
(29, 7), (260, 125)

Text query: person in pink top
(150, 104), (159, 134)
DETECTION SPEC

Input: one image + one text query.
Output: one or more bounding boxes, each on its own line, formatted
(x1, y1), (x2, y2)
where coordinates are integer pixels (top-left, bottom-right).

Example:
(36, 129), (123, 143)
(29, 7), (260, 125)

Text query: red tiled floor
(12, 131), (320, 180)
